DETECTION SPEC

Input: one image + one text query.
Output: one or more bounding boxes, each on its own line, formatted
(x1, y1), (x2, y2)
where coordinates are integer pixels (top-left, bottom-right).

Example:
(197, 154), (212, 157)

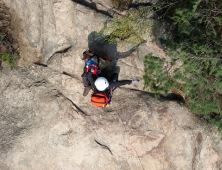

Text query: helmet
(95, 77), (109, 91)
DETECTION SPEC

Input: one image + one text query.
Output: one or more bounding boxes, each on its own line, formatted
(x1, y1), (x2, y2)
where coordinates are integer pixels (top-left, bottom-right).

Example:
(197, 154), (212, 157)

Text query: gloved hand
(132, 80), (139, 83)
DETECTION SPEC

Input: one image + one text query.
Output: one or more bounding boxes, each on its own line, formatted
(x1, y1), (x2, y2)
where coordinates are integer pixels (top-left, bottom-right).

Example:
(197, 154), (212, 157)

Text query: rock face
(1, 0), (222, 170)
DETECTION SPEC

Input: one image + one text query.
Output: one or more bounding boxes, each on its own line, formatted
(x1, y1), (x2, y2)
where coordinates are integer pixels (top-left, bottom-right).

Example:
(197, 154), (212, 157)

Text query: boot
(83, 86), (91, 96)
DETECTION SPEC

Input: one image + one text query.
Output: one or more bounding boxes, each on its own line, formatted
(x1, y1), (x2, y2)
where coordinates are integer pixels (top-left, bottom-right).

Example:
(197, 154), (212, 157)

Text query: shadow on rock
(127, 88), (184, 103)
(87, 32), (183, 103)
(88, 31), (145, 77)
(129, 2), (153, 8)
(71, 0), (112, 18)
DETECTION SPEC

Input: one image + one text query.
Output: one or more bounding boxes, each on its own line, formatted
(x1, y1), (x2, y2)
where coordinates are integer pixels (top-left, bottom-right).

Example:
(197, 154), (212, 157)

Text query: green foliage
(0, 3), (17, 69)
(110, 0), (130, 8)
(103, 0), (222, 131)
(99, 7), (153, 44)
(143, 0), (222, 130)
(158, 0), (222, 58)
(143, 54), (175, 96)
(0, 29), (17, 69)
(0, 33), (17, 69)
(143, 53), (222, 124)
(0, 50), (16, 69)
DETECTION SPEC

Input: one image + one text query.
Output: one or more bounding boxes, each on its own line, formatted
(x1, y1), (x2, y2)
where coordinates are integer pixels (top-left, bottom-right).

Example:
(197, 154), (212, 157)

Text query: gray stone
(0, 0), (222, 170)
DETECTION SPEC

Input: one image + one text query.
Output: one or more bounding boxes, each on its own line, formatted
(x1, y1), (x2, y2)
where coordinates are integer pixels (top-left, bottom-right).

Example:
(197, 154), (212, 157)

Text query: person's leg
(82, 71), (90, 87)
(81, 71), (91, 96)
(83, 86), (91, 96)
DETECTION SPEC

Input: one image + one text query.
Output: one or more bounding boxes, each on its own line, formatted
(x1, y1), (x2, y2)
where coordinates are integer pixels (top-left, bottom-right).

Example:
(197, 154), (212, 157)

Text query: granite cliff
(0, 0), (222, 169)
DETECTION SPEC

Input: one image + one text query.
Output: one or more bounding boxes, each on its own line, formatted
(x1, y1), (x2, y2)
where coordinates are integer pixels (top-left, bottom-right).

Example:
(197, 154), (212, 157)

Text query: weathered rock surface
(1, 0), (222, 170)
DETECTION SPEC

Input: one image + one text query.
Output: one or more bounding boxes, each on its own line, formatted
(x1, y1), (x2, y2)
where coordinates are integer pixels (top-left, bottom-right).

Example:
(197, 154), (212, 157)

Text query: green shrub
(143, 54), (174, 97)
(104, 0), (222, 130)
(0, 21), (18, 69)
(99, 7), (153, 44)
(111, 0), (131, 8)
(143, 53), (222, 118)
(0, 33), (17, 69)
(143, 0), (222, 130)
(0, 50), (17, 69)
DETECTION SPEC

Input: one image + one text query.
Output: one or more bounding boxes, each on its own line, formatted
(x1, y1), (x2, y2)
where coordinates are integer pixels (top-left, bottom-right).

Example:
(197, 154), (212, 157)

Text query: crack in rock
(34, 63), (48, 67)
(46, 45), (72, 64)
(130, 143), (145, 170)
(192, 132), (203, 170)
(71, 0), (113, 18)
(61, 130), (73, 136)
(54, 45), (72, 54)
(62, 71), (79, 79)
(94, 139), (113, 155)
(58, 93), (90, 117)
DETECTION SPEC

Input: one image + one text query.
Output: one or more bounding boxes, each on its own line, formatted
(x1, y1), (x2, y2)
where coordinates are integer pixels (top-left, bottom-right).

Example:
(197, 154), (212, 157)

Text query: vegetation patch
(99, 6), (153, 44)
(111, 0), (131, 8)
(143, 0), (222, 130)
(0, 2), (18, 69)
(106, 0), (222, 130)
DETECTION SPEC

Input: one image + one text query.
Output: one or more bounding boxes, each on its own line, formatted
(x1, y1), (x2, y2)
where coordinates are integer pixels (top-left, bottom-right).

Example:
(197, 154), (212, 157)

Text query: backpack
(91, 93), (109, 107)
(84, 50), (111, 70)
(86, 50), (111, 61)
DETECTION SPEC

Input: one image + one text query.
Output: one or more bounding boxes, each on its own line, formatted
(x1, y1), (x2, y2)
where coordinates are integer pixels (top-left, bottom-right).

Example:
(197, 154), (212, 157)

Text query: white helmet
(95, 77), (109, 91)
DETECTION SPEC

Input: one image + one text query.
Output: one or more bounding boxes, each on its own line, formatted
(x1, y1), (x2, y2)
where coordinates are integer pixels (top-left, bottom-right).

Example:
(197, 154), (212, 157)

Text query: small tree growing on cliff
(0, 3), (18, 69)
(141, 0), (222, 131)
(143, 53), (222, 119)
(99, 6), (153, 44)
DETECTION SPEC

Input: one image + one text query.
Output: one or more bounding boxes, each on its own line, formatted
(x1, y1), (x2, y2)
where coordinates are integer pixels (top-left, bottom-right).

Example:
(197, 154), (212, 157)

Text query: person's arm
(108, 80), (132, 88)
